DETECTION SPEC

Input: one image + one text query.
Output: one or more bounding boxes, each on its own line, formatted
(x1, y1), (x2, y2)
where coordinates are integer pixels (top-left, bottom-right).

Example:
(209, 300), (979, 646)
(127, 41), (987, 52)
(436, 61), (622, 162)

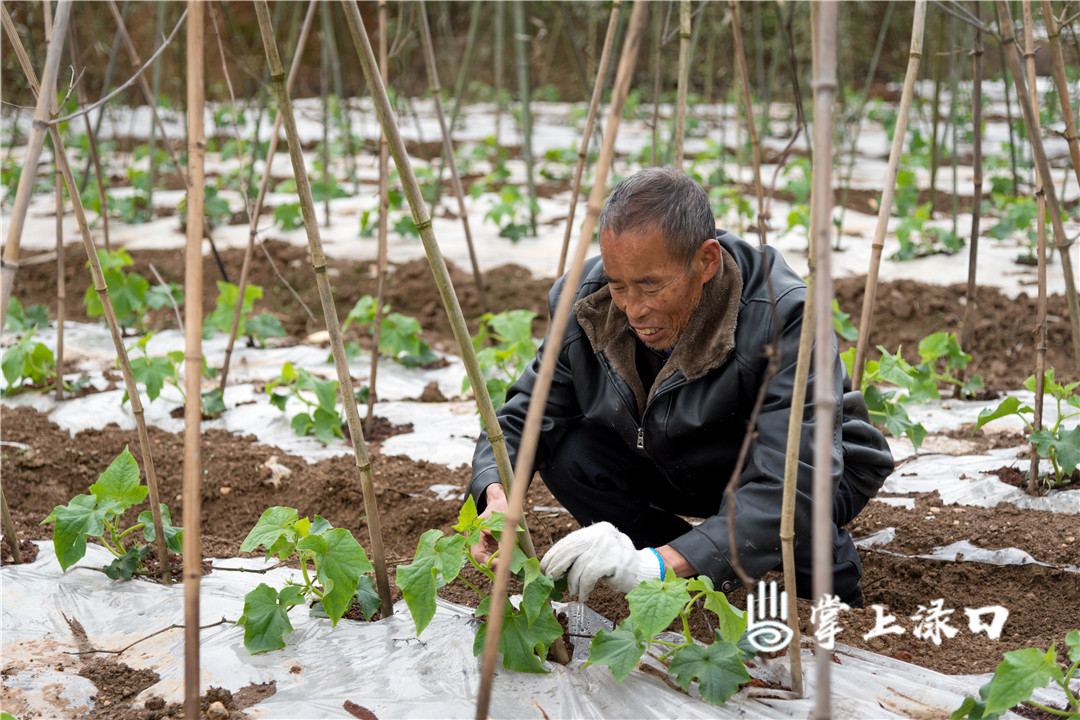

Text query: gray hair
(597, 167), (716, 267)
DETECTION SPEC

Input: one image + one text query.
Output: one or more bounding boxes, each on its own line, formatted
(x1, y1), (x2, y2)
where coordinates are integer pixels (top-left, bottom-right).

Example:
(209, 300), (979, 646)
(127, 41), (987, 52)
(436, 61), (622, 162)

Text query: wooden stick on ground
(253, 0), (394, 618)
(556, 1), (622, 278)
(218, 0), (318, 395)
(1, 0), (171, 585)
(811, 4), (839, 717)
(341, 0), (537, 562)
(0, 0), (72, 332)
(366, 0), (391, 436)
(995, 0), (1080, 377)
(1022, 0), (1048, 495)
(418, 0), (489, 313)
(182, 3), (205, 718)
(476, 3), (651, 717)
(729, 0), (768, 245)
(852, 0), (927, 389)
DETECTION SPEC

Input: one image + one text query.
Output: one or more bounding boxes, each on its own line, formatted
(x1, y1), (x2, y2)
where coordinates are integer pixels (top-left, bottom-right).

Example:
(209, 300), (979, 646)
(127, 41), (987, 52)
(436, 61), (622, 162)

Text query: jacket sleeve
(668, 287), (841, 590)
(467, 274), (586, 514)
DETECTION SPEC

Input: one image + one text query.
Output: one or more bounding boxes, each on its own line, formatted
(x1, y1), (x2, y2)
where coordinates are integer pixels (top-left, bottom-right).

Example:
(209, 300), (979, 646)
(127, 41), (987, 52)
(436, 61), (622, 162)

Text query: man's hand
(469, 484), (509, 567)
(539, 522), (662, 602)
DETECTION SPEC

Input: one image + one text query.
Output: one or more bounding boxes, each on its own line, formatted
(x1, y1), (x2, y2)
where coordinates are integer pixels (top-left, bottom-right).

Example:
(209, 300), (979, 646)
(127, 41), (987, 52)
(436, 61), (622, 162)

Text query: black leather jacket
(469, 231), (894, 589)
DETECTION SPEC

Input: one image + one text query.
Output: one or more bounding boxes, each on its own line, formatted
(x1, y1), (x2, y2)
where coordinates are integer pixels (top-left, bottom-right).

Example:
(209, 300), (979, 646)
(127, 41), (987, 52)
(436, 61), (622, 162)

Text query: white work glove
(539, 522), (662, 602)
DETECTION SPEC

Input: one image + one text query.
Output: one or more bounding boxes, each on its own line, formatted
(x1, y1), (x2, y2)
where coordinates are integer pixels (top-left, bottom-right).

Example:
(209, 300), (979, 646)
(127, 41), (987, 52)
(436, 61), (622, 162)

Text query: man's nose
(624, 290), (649, 320)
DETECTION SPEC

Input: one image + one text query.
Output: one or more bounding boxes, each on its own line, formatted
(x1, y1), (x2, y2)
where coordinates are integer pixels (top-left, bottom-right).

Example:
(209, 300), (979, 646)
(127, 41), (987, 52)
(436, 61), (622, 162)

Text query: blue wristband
(648, 547), (665, 580)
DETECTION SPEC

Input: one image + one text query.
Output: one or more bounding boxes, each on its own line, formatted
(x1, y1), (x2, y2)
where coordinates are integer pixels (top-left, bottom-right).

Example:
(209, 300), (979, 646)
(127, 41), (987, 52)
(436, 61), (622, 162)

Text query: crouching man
(467, 167), (894, 607)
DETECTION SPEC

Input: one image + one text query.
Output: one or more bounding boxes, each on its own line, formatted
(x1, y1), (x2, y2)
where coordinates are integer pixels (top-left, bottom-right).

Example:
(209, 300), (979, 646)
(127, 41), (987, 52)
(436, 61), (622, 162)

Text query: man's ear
(696, 238), (723, 283)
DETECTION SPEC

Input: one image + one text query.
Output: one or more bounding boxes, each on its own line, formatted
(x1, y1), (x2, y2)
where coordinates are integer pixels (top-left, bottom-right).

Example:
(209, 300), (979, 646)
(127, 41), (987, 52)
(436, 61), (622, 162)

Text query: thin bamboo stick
(81, 0), (130, 192)
(959, 2), (985, 397)
(852, 0), (927, 389)
(342, 0), (538, 563)
(103, 0), (230, 286)
(557, 3), (593, 104)
(1000, 43), (1021, 195)
(811, 5), (838, 717)
(366, 0), (391, 436)
(182, 3), (205, 717)
(67, 24), (111, 251)
(254, 0), (394, 618)
(729, 0), (768, 246)
(929, 19), (945, 206)
(320, 3), (332, 228)
(0, 484), (22, 564)
(44, 2), (65, 403)
(477, 4), (650, 715)
(1042, 0), (1080, 192)
(0, 0), (72, 333)
(512, 2), (538, 236)
(650, 3), (664, 167)
(1023, 0), (1047, 495)
(494, 2), (505, 146)
(418, 0), (489, 314)
(147, 0), (166, 238)
(218, 0), (318, 395)
(673, 0), (691, 171)
(0, 3), (172, 585)
(447, 0), (481, 139)
(995, 0), (1080, 376)
(556, 1), (622, 278)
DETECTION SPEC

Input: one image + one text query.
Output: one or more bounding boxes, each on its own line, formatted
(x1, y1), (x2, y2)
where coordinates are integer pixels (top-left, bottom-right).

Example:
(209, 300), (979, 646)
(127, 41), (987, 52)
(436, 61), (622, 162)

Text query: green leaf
(104, 545), (150, 580)
(139, 504), (184, 554)
(248, 312), (285, 342)
(145, 282), (184, 311)
(397, 529), (465, 635)
(689, 577), (748, 644)
(130, 354), (176, 403)
(201, 388), (226, 417)
(472, 600), (564, 674)
(238, 583), (305, 654)
(43, 494), (103, 571)
(353, 575), (382, 620)
(311, 407), (344, 445)
(1050, 426), (1080, 477)
(519, 558), (555, 625)
(626, 577), (690, 640)
(309, 528), (373, 625)
(89, 447), (147, 512)
(832, 299), (858, 341)
(586, 618), (647, 681)
(240, 506), (298, 560)
(203, 281), (262, 339)
(983, 646), (1064, 714)
(668, 639), (752, 706)
(1065, 630), (1080, 663)
(975, 396), (1025, 432)
(290, 412), (315, 438)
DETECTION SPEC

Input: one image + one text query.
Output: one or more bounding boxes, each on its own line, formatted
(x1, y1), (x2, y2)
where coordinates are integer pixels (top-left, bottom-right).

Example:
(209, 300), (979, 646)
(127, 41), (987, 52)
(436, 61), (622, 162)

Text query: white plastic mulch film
(5, 542), (1074, 720)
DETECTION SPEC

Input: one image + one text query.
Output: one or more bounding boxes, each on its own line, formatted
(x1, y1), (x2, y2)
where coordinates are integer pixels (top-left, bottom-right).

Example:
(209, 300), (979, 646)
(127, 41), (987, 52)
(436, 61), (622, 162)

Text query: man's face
(599, 228), (718, 350)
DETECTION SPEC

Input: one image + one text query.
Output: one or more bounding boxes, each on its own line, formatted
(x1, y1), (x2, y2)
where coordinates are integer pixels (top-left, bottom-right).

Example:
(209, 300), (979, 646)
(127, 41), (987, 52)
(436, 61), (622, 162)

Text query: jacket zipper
(636, 427), (644, 450)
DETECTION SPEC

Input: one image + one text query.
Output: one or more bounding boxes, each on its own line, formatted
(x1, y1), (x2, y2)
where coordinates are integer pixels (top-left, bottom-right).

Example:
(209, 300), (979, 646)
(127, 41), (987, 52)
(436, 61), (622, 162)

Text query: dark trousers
(538, 421), (868, 602)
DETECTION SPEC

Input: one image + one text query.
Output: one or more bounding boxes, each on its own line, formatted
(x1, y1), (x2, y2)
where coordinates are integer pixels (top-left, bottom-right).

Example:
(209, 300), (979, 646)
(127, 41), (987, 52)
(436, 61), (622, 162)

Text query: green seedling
(266, 361), (344, 445)
(587, 575), (756, 706)
(975, 369), (1080, 486)
(483, 185), (538, 242)
(202, 281), (284, 346)
(4, 297), (49, 333)
(1, 327), (55, 396)
(952, 630), (1079, 719)
(84, 248), (182, 333)
(237, 507), (376, 653)
(463, 309), (538, 411)
(396, 496), (564, 674)
(43, 446), (183, 579)
(123, 333), (222, 416)
(340, 296), (440, 368)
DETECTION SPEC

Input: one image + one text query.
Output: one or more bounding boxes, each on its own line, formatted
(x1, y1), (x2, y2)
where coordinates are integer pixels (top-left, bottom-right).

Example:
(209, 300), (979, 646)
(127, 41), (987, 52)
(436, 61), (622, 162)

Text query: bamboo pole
(995, 0), (1080, 376)
(67, 24), (111, 251)
(494, 2), (505, 146)
(852, 0), (927, 389)
(1042, 0), (1080, 192)
(556, 1), (622, 278)
(948, 17), (960, 242)
(81, 0), (130, 192)
(811, 5), (838, 717)
(650, 3), (664, 167)
(147, 0), (166, 236)
(254, 0), (394, 618)
(1000, 43), (1020, 195)
(43, 5), (65, 403)
(320, 3), (332, 228)
(0, 0), (72, 333)
(447, 0), (482, 139)
(478, 5), (650, 715)
(418, 0), (489, 314)
(0, 484), (22, 564)
(729, 0), (768, 246)
(512, 1), (538, 236)
(929, 18), (945, 206)
(1022, 0), (1047, 494)
(182, 3), (205, 718)
(342, 0), (538, 564)
(1, 0), (172, 585)
(959, 3), (985, 397)
(366, 0), (391, 436)
(673, 0), (691, 170)
(218, 0), (318, 395)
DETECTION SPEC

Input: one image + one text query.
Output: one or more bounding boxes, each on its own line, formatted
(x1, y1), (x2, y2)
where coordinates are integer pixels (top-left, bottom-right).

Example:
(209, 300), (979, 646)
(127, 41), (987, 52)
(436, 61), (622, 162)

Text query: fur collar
(573, 246), (743, 415)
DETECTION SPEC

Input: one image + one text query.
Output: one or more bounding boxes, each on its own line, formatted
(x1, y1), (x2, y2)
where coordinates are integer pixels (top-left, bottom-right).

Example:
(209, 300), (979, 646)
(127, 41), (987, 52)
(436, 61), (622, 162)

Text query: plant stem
(116, 523), (146, 543)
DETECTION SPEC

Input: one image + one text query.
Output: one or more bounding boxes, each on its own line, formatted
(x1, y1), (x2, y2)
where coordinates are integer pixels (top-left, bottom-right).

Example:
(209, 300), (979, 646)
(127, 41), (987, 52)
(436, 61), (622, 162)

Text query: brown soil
(8, 241), (1074, 391)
